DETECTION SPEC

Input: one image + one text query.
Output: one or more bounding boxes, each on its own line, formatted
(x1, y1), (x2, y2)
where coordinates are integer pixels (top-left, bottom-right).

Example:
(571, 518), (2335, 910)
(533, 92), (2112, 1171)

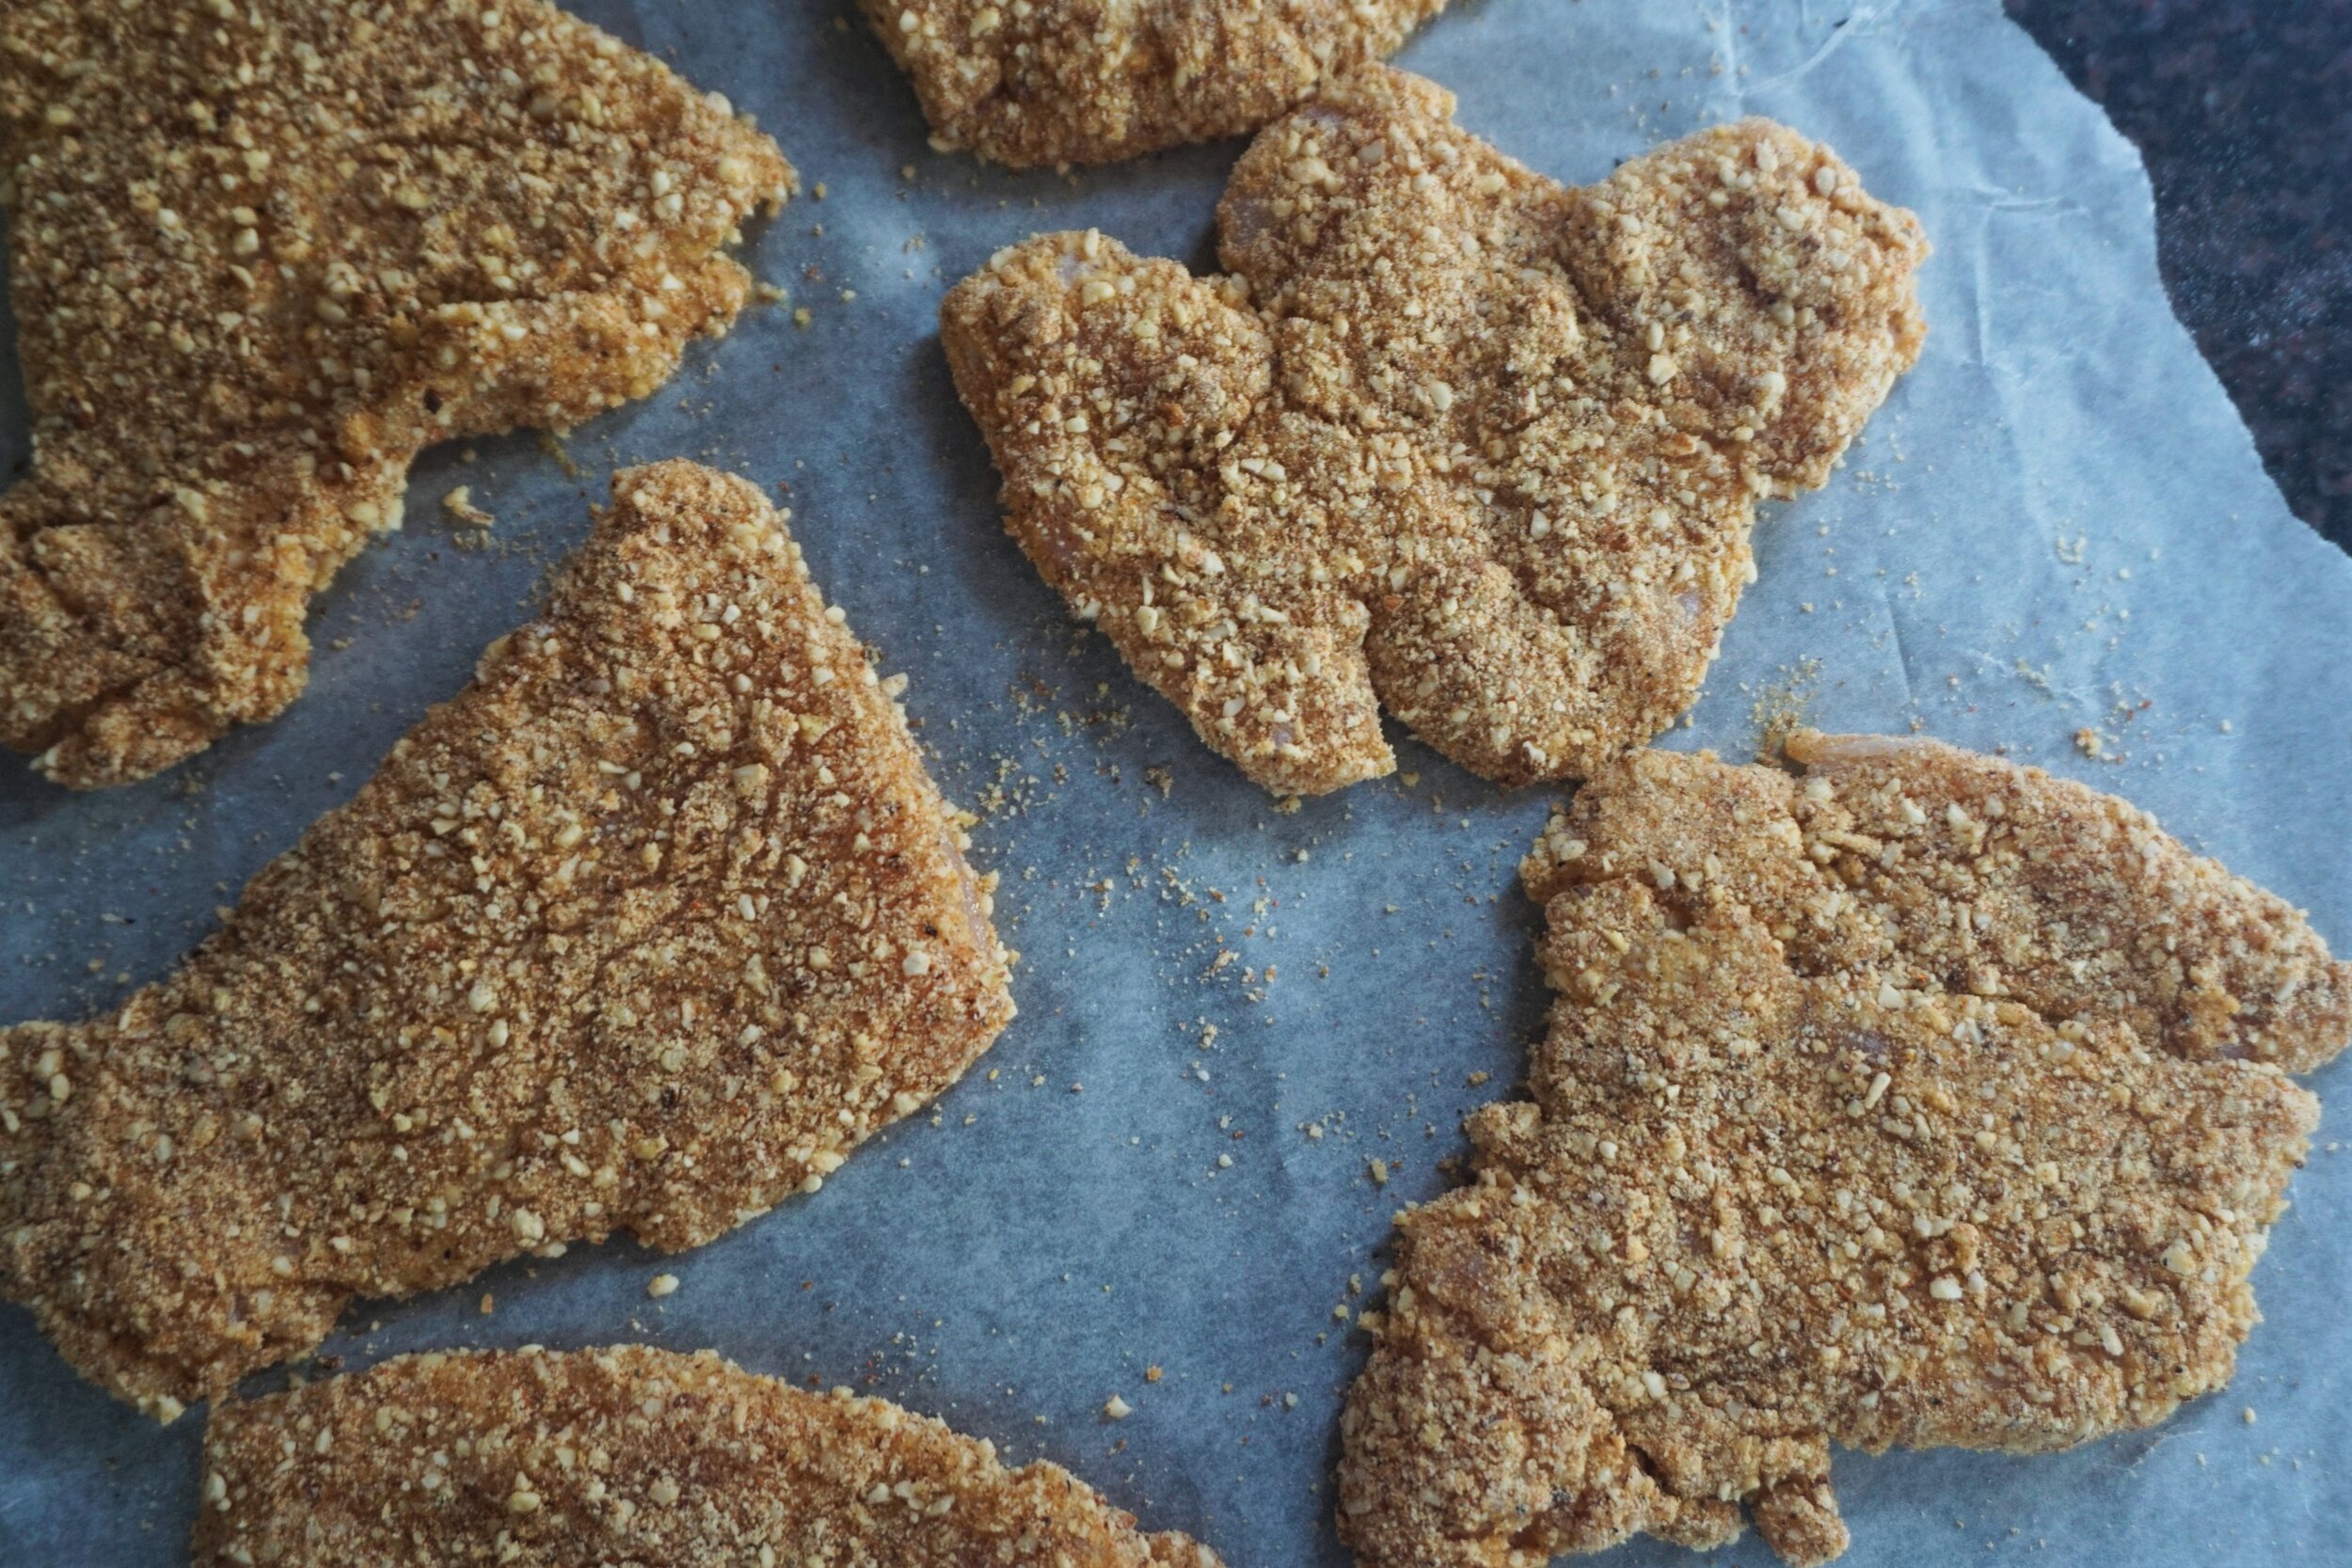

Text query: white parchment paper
(3, 2), (2346, 1563)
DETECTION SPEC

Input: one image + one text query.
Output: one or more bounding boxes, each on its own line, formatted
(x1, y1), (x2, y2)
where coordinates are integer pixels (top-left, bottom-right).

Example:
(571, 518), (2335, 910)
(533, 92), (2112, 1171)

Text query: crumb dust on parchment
(535, 429), (585, 480)
(1750, 657), (1822, 759)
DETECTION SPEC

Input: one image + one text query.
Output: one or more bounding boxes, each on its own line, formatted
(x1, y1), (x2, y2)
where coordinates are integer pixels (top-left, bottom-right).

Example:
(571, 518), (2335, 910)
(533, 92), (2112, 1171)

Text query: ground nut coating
(1340, 733), (2347, 1566)
(864, 0), (1449, 167)
(0, 463), (1014, 1418)
(196, 1346), (1220, 1567)
(0, 0), (793, 785)
(942, 71), (1925, 795)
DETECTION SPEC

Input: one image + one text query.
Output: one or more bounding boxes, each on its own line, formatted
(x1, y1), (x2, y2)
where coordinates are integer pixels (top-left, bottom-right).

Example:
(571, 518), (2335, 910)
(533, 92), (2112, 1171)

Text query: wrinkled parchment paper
(4, 2), (2347, 1563)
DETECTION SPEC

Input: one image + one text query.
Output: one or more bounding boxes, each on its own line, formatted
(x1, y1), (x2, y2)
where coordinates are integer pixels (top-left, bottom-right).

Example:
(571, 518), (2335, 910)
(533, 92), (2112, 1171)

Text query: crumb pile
(0, 463), (1014, 1418)
(1340, 731), (2349, 1566)
(196, 1345), (1222, 1567)
(865, 0), (1448, 167)
(0, 0), (793, 787)
(943, 70), (1926, 796)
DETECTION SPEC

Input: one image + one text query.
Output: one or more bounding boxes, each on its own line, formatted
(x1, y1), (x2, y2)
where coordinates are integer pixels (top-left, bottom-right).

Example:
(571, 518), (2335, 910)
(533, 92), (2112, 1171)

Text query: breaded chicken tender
(0, 463), (1014, 1419)
(196, 1346), (1221, 1567)
(865, 0), (1448, 167)
(0, 1), (793, 787)
(1340, 733), (2349, 1567)
(942, 71), (1925, 796)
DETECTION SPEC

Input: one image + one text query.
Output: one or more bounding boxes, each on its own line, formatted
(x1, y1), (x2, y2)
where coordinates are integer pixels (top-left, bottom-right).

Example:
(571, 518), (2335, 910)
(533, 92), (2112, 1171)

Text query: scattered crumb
(441, 486), (496, 529)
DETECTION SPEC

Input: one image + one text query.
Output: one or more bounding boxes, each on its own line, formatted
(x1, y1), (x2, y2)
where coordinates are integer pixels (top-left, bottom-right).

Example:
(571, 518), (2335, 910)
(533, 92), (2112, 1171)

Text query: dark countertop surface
(2009, 1), (2352, 556)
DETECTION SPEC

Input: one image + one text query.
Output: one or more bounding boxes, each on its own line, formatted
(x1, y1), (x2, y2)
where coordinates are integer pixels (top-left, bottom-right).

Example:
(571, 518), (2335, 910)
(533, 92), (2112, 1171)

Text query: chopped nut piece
(944, 71), (1924, 794)
(647, 1274), (681, 1300)
(198, 1348), (1223, 1565)
(441, 488), (497, 530)
(0, 2), (794, 787)
(865, 0), (1448, 166)
(0, 466), (1013, 1418)
(1342, 733), (2346, 1568)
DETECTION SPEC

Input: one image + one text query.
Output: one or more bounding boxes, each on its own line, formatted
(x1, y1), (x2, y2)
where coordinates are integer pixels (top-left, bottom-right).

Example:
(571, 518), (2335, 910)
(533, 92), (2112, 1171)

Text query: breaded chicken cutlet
(195, 1346), (1221, 1568)
(0, 0), (793, 788)
(0, 462), (1015, 1419)
(942, 70), (1925, 797)
(1340, 732), (2349, 1567)
(865, 0), (1448, 167)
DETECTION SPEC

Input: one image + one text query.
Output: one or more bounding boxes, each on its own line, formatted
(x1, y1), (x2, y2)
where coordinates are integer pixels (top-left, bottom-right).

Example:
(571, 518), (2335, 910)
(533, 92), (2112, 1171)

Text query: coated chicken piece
(943, 71), (1925, 795)
(865, 0), (1448, 167)
(1340, 733), (2347, 1566)
(0, 463), (1014, 1418)
(196, 1345), (1222, 1567)
(0, 0), (792, 785)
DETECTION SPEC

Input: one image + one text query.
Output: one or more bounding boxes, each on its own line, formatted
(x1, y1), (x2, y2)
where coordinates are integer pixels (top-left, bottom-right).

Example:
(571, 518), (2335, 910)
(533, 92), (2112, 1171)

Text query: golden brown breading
(941, 71), (1925, 796)
(195, 1346), (1222, 1568)
(1340, 733), (2349, 1568)
(863, 0), (1447, 167)
(0, 1), (793, 788)
(0, 462), (1014, 1420)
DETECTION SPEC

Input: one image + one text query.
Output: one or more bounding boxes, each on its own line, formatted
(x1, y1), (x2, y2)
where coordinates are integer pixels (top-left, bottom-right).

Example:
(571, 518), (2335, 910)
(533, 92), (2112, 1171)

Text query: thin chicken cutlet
(1341, 732), (2348, 1566)
(943, 70), (1925, 796)
(0, 462), (1014, 1419)
(196, 1346), (1221, 1567)
(866, 0), (1449, 166)
(0, 0), (792, 785)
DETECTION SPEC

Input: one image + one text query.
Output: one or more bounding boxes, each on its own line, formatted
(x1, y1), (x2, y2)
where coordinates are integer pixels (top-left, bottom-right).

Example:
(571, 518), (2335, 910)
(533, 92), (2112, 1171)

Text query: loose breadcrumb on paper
(441, 487), (497, 530)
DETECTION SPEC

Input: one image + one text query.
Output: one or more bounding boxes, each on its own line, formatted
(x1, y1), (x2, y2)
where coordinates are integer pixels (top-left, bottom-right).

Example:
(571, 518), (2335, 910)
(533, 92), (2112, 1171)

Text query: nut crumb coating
(864, 0), (1447, 168)
(1340, 733), (2348, 1567)
(195, 1346), (1222, 1568)
(0, 0), (793, 788)
(942, 70), (1925, 796)
(0, 462), (1014, 1420)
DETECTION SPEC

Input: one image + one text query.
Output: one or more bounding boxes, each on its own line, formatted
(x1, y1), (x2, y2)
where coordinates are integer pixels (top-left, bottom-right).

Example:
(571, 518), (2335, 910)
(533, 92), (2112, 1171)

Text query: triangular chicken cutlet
(196, 1345), (1220, 1567)
(0, 462), (1014, 1419)
(0, 1), (793, 787)
(1341, 733), (2349, 1567)
(865, 0), (1449, 167)
(942, 70), (1925, 796)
